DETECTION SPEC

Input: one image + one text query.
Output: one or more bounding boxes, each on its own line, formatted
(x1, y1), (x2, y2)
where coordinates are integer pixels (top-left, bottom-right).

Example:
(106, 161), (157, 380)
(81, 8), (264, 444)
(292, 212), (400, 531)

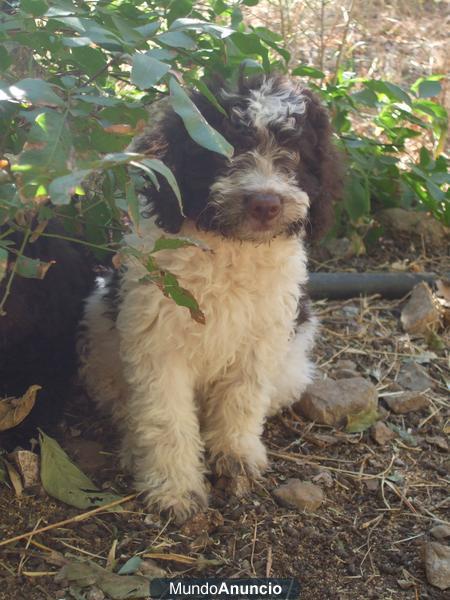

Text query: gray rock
(431, 525), (450, 541)
(401, 282), (442, 335)
(87, 588), (105, 600)
(138, 559), (167, 579)
(424, 541), (450, 590)
(273, 479), (324, 512)
(385, 392), (429, 414)
(332, 359), (359, 379)
(371, 421), (396, 445)
(397, 361), (433, 392)
(296, 377), (378, 427)
(324, 237), (354, 260)
(10, 450), (39, 488)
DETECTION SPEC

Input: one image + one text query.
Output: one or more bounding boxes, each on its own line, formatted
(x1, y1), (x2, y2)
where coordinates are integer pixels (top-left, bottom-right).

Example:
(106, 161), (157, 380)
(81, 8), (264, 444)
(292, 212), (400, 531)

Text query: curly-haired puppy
(0, 224), (95, 449)
(79, 74), (342, 522)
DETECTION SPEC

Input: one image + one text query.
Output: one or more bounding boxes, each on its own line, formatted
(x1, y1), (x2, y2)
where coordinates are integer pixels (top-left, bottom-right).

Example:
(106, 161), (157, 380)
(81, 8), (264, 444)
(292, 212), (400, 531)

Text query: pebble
(397, 361), (433, 392)
(295, 377), (378, 427)
(9, 450), (39, 488)
(273, 479), (324, 512)
(371, 421), (396, 445)
(401, 282), (442, 335)
(424, 541), (450, 590)
(430, 525), (450, 541)
(385, 391), (429, 414)
(180, 509), (224, 537)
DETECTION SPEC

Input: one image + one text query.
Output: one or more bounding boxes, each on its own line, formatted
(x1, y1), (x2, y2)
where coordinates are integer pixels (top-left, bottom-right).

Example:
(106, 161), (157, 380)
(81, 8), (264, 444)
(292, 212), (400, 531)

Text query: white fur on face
(208, 141), (309, 240)
(228, 78), (307, 131)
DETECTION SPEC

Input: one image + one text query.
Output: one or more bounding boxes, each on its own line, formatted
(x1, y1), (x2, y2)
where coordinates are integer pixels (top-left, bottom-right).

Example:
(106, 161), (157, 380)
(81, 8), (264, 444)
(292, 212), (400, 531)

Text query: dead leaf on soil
(142, 552), (224, 570)
(2, 458), (23, 496)
(57, 560), (150, 599)
(345, 406), (380, 433)
(436, 279), (450, 302)
(39, 430), (123, 510)
(0, 385), (41, 431)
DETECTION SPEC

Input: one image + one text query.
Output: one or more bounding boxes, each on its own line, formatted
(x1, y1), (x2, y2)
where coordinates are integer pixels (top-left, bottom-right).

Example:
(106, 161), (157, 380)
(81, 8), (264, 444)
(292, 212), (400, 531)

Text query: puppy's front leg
(203, 361), (271, 480)
(120, 351), (207, 523)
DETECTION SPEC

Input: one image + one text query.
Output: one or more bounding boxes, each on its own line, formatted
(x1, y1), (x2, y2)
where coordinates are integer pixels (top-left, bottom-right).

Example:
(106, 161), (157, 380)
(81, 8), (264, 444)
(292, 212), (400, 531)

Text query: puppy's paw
(213, 437), (268, 480)
(145, 485), (209, 525)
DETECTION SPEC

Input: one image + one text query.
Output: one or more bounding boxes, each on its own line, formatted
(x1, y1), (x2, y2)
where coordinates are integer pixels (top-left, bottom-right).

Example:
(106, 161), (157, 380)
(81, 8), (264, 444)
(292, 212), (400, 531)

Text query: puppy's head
(133, 74), (342, 242)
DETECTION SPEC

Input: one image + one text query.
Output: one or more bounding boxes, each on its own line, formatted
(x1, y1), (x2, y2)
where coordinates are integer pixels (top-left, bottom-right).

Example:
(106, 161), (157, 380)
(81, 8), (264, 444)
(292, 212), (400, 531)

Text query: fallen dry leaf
(0, 385), (41, 431)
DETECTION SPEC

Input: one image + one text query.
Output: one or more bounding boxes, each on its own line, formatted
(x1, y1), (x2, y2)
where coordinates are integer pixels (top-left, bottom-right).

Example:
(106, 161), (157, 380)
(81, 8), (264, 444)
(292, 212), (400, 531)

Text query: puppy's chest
(153, 238), (306, 349)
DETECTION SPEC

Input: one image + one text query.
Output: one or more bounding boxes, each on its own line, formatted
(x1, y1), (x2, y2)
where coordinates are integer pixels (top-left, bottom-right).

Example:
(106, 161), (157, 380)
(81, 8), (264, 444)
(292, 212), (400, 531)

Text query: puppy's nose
(247, 193), (281, 222)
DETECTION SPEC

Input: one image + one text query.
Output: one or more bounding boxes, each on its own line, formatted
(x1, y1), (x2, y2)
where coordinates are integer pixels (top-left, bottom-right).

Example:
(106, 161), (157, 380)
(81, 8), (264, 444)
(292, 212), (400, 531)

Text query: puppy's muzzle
(246, 192), (281, 227)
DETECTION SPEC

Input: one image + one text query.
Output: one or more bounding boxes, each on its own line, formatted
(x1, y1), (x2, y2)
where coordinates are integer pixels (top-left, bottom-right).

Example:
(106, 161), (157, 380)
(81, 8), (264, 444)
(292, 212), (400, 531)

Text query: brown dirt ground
(0, 234), (448, 600)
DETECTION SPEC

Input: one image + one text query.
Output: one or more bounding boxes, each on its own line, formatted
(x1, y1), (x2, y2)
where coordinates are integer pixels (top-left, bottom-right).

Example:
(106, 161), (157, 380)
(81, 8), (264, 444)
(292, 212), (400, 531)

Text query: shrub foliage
(0, 0), (448, 301)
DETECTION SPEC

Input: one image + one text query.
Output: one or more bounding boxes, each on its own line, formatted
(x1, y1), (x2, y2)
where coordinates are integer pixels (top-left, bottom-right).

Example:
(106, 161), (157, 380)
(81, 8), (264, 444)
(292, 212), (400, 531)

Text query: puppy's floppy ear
(131, 107), (186, 233)
(296, 89), (344, 241)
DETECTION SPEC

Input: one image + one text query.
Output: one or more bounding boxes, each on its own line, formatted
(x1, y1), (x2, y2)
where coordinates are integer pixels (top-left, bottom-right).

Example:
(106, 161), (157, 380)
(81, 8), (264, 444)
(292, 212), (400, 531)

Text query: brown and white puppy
(79, 74), (342, 522)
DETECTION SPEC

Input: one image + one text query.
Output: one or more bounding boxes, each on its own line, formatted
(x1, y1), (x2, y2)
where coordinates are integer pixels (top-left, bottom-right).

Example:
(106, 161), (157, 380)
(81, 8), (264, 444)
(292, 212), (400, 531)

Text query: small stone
(295, 377), (378, 427)
(9, 450), (39, 488)
(397, 361), (433, 392)
(364, 479), (379, 492)
(385, 392), (429, 414)
(324, 237), (354, 260)
(335, 360), (357, 371)
(86, 588), (105, 600)
(397, 579), (414, 590)
(332, 360), (359, 379)
(431, 525), (450, 541)
(138, 559), (167, 579)
(311, 470), (333, 488)
(424, 541), (450, 590)
(401, 282), (442, 335)
(273, 479), (324, 512)
(180, 509), (224, 537)
(426, 437), (449, 451)
(371, 422), (396, 445)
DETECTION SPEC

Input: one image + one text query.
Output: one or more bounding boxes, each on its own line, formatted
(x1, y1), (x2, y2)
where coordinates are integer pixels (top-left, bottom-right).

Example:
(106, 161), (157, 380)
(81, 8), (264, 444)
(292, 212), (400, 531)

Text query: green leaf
(160, 271), (205, 324)
(151, 236), (208, 253)
(39, 430), (122, 509)
(58, 560), (150, 600)
(137, 158), (184, 215)
(169, 18), (234, 39)
(0, 247), (7, 282)
(15, 255), (54, 279)
(345, 407), (380, 433)
(16, 110), (72, 178)
(49, 170), (91, 205)
(169, 78), (233, 158)
(344, 173), (370, 222)
(156, 31), (196, 50)
(117, 556), (143, 576)
(292, 65), (325, 79)
(417, 79), (442, 99)
(7, 79), (64, 107)
(130, 53), (170, 90)
(188, 77), (227, 116)
(125, 179), (140, 227)
(365, 80), (411, 105)
(0, 46), (11, 71)
(70, 46), (107, 78)
(351, 88), (378, 107)
(21, 0), (48, 17)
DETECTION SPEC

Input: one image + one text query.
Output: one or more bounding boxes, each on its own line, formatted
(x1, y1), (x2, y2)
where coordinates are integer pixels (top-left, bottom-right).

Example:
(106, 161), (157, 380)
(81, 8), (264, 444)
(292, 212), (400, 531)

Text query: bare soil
(0, 235), (448, 600)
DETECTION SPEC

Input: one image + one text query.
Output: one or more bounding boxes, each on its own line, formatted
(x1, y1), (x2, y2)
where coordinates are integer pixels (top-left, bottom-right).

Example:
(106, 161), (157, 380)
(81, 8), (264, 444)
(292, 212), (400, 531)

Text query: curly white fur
(79, 219), (315, 522)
